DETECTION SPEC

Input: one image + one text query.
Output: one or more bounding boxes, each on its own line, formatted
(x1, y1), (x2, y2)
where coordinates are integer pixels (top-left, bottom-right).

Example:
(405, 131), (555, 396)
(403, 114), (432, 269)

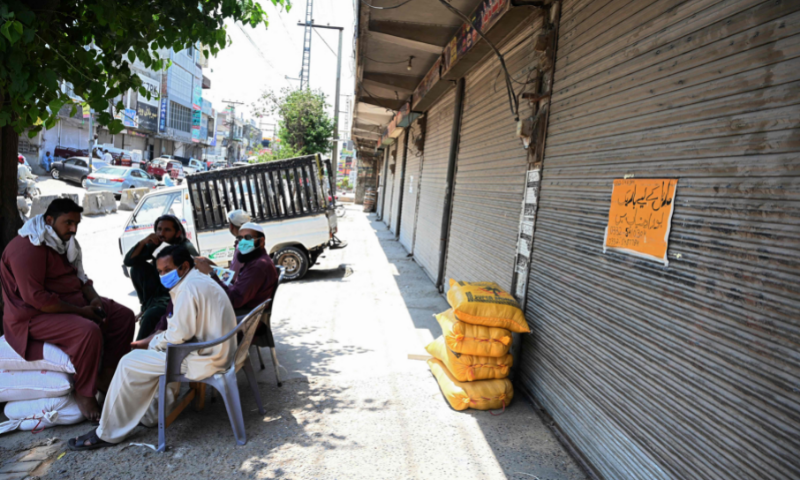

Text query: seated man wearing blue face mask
(194, 222), (278, 316)
(69, 244), (236, 451)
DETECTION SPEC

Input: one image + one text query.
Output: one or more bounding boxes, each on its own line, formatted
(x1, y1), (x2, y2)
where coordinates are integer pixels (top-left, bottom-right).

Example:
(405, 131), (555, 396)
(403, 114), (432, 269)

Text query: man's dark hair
(157, 244), (195, 269)
(154, 214), (186, 239)
(44, 198), (83, 221)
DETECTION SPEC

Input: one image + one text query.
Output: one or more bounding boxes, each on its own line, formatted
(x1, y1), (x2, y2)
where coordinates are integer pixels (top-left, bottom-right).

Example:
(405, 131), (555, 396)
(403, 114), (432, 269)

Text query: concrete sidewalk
(0, 205), (585, 480)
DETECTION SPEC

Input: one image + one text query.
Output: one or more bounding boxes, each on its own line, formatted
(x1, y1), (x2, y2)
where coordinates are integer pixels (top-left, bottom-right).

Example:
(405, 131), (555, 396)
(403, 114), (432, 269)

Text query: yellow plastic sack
(425, 336), (512, 382)
(447, 280), (530, 333)
(435, 309), (512, 357)
(427, 358), (513, 411)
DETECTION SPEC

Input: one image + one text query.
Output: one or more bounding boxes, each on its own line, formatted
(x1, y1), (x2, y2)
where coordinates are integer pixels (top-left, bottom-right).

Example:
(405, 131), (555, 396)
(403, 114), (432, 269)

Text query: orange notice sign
(603, 179), (678, 265)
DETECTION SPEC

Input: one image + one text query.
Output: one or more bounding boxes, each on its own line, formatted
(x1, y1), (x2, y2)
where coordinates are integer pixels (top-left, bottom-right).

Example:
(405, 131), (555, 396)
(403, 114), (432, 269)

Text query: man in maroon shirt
(0, 199), (135, 422)
(194, 222), (278, 316)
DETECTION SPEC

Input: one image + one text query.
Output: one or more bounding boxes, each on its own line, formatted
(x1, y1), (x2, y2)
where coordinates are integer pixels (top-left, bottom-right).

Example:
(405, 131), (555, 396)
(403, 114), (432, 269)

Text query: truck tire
(274, 246), (309, 281)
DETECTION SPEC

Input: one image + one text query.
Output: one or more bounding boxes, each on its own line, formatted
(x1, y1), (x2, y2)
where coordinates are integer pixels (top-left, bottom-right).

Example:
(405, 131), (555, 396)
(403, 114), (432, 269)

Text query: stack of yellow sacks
(427, 280), (531, 412)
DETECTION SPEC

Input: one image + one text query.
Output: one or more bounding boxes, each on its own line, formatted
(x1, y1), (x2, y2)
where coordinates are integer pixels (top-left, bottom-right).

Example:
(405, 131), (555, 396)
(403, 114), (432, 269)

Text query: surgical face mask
(237, 238), (256, 255)
(160, 268), (183, 289)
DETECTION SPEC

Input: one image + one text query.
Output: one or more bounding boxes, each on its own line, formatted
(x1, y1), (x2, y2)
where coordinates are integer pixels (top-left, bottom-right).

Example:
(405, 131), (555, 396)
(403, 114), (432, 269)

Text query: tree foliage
(255, 140), (301, 163)
(0, 0), (289, 136)
(253, 87), (333, 156)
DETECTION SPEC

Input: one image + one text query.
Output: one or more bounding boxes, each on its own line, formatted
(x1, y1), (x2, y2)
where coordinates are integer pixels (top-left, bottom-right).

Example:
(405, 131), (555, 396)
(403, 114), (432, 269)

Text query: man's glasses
(236, 235), (258, 241)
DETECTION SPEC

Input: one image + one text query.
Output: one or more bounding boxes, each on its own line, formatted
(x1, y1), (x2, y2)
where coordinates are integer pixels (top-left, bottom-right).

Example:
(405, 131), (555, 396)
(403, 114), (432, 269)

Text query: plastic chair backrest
(164, 299), (270, 379)
(234, 300), (271, 367)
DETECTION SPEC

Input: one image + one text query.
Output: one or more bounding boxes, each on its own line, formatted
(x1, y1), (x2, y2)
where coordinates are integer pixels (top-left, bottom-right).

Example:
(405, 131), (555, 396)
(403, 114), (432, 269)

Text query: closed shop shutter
(399, 118), (424, 252)
(125, 135), (146, 152)
(377, 148), (389, 219)
(414, 88), (456, 283)
(444, 19), (541, 293)
(390, 130), (406, 235)
(383, 146), (395, 228)
(521, 1), (800, 479)
(59, 124), (88, 151)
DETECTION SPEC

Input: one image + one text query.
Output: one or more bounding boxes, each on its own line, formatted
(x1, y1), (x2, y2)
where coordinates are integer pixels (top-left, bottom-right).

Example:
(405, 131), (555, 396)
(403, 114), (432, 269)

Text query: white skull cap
(239, 222), (264, 234)
(227, 209), (251, 227)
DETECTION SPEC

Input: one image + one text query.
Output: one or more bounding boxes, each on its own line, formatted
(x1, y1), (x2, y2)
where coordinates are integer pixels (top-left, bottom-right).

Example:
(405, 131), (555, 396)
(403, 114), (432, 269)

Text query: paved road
(0, 198), (586, 480)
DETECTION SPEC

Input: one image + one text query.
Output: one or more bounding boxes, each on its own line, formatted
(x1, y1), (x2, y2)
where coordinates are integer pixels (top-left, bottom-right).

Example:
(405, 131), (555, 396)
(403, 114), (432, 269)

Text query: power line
(360, 0), (415, 10)
(435, 0), (519, 121)
(313, 28), (337, 57)
(236, 24), (291, 85)
(363, 56), (408, 64)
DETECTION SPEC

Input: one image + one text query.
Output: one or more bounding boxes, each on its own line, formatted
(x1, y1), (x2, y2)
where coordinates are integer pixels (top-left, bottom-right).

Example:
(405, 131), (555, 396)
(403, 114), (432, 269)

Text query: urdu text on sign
(603, 178), (678, 266)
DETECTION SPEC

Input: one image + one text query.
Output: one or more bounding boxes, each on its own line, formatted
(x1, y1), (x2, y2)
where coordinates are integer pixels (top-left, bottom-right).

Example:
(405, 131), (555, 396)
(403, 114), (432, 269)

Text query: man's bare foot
(75, 394), (101, 422)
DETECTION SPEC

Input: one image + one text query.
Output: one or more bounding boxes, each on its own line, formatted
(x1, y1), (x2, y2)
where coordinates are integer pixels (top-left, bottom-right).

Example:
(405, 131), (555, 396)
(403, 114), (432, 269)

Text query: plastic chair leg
(214, 370), (247, 446)
(157, 376), (168, 453)
(270, 348), (282, 387)
(243, 358), (265, 414)
(255, 346), (265, 370)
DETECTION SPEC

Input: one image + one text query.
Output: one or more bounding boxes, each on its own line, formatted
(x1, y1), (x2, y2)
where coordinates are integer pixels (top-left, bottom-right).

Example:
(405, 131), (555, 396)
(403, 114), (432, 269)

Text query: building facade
(351, 0), (800, 478)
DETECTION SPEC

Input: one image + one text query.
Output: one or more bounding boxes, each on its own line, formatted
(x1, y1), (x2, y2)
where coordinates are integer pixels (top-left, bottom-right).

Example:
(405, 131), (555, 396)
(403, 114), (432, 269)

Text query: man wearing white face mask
(69, 244), (236, 450)
(194, 222), (278, 316)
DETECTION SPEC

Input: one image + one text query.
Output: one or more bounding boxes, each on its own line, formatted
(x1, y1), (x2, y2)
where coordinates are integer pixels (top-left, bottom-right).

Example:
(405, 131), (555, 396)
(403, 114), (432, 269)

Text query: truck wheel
(274, 246), (309, 281)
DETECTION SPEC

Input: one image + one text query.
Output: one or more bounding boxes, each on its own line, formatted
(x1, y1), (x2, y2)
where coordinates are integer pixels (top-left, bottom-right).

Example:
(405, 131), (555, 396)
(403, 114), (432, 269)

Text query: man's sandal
(67, 430), (114, 451)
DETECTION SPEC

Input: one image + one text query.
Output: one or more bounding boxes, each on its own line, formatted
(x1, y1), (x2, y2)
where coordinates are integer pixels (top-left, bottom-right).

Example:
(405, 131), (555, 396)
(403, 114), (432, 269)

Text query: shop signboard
(412, 57), (441, 110)
(137, 103), (158, 132)
(159, 98), (168, 132)
(441, 0), (510, 76)
(192, 83), (202, 143)
(138, 76), (160, 107)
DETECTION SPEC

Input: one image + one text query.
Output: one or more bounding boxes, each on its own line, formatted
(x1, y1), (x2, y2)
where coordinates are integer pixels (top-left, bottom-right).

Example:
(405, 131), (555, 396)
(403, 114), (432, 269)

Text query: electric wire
(359, 0), (416, 10)
(313, 27), (338, 57)
(363, 56), (409, 64)
(435, 0), (519, 120)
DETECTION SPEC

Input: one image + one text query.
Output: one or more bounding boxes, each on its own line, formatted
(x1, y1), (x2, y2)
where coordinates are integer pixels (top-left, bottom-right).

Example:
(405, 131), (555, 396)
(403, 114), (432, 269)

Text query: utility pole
(222, 100), (244, 164)
(297, 22), (343, 164)
(300, 0), (314, 89)
(87, 108), (93, 172)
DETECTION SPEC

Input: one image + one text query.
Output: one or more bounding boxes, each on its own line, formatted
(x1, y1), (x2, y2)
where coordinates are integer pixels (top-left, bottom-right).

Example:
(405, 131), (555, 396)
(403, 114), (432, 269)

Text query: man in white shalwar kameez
(69, 244), (237, 450)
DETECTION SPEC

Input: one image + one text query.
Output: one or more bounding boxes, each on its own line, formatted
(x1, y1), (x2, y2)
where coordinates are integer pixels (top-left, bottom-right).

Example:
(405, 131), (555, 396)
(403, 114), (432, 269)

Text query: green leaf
(127, 50), (135, 63)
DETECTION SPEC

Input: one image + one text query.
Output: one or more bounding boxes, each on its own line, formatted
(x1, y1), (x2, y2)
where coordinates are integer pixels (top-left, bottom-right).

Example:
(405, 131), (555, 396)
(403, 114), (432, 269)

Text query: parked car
(119, 154), (338, 280)
(86, 166), (158, 198)
(147, 158), (183, 182)
(51, 157), (110, 187)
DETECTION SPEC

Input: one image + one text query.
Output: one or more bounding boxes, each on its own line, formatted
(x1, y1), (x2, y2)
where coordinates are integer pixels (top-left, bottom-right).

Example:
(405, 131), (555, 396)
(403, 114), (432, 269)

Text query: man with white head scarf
(0, 198), (135, 422)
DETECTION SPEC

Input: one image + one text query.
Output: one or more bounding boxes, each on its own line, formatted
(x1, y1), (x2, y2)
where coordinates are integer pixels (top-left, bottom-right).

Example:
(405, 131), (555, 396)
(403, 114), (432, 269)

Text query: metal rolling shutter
(124, 135), (146, 151)
(521, 1), (800, 479)
(383, 147), (395, 228)
(444, 20), (541, 293)
(390, 130), (406, 235)
(414, 88), (456, 283)
(377, 148), (389, 219)
(399, 117), (424, 252)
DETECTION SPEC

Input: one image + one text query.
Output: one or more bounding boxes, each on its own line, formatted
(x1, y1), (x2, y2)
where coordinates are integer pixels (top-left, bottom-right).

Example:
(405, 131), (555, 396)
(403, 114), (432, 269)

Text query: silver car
(86, 166), (158, 198)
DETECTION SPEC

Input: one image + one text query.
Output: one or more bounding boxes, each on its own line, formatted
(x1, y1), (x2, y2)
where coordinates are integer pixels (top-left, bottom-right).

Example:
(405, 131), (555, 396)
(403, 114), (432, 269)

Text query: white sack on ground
(0, 394), (84, 434)
(0, 336), (75, 373)
(0, 369), (72, 402)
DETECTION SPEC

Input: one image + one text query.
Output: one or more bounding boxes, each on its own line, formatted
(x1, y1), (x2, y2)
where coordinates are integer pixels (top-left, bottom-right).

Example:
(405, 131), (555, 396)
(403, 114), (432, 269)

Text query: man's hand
(194, 256), (214, 274)
(89, 297), (104, 311)
(79, 306), (103, 323)
(131, 332), (159, 350)
(142, 233), (161, 246)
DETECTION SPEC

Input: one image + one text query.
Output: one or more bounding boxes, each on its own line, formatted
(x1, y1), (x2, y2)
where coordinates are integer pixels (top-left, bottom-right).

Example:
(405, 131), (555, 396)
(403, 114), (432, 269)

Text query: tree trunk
(0, 125), (22, 335)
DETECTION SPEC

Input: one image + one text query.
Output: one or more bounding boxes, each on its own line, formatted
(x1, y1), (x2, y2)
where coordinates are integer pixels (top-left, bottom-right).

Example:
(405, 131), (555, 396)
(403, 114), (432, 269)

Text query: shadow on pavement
(366, 213), (587, 480)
